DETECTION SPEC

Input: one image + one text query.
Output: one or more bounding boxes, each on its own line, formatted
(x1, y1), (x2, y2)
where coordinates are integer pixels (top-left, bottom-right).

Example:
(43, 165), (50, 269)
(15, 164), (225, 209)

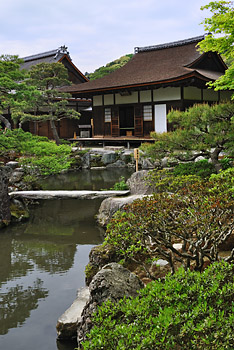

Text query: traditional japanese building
(20, 46), (92, 139)
(62, 35), (232, 140)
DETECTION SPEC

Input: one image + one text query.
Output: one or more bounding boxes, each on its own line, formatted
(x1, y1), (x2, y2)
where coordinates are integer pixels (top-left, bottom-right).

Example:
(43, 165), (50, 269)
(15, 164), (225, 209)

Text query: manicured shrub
(82, 261), (234, 350)
(0, 128), (72, 176)
(173, 159), (216, 178)
(104, 177), (234, 275)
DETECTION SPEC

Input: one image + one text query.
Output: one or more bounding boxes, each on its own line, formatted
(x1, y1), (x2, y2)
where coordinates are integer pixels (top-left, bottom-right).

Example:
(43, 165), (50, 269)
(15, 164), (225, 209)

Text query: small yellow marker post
(134, 148), (140, 172)
(73, 131), (77, 139)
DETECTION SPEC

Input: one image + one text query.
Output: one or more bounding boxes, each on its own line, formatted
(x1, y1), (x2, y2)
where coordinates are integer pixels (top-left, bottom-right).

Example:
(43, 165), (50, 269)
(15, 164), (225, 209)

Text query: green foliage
(142, 103), (234, 173)
(16, 62), (80, 145)
(20, 154), (72, 176)
(173, 159), (216, 178)
(199, 1), (234, 97)
(103, 170), (234, 275)
(219, 156), (233, 170)
(82, 261), (234, 350)
(0, 128), (72, 176)
(86, 54), (133, 80)
(0, 55), (38, 126)
(111, 176), (129, 190)
(209, 167), (234, 196)
(146, 168), (203, 193)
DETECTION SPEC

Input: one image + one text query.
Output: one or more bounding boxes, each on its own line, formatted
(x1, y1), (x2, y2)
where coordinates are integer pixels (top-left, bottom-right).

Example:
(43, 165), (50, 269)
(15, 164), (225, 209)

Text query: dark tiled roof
(134, 35), (205, 53)
(20, 46), (70, 70)
(62, 36), (225, 95)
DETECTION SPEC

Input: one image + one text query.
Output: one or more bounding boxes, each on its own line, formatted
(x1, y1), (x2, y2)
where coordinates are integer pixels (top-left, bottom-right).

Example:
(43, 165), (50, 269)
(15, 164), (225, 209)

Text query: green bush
(0, 128), (72, 176)
(82, 261), (234, 350)
(111, 176), (129, 190)
(173, 159), (216, 178)
(209, 167), (234, 197)
(220, 157), (233, 170)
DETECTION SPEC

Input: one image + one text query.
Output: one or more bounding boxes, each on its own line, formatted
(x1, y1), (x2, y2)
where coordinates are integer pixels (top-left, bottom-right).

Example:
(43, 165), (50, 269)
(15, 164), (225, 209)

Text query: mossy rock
(85, 244), (119, 285)
(10, 203), (29, 222)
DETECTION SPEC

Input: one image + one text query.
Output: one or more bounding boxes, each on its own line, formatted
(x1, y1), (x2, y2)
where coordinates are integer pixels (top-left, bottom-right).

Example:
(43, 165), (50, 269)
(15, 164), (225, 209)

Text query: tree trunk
(210, 147), (222, 173)
(50, 119), (61, 145)
(0, 166), (12, 227)
(0, 115), (12, 130)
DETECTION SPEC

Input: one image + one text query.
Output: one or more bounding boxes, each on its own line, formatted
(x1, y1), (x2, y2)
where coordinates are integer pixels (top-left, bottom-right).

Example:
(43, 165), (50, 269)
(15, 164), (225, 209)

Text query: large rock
(9, 169), (24, 184)
(77, 263), (144, 347)
(56, 287), (90, 340)
(85, 244), (119, 285)
(101, 151), (117, 165)
(106, 159), (127, 168)
(127, 170), (153, 195)
(82, 152), (90, 169)
(140, 157), (154, 169)
(0, 166), (12, 227)
(97, 194), (146, 227)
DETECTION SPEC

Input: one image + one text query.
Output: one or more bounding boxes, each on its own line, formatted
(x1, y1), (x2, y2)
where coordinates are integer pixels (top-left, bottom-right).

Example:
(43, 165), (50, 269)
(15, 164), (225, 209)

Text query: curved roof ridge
(135, 35), (205, 53)
(21, 46), (70, 62)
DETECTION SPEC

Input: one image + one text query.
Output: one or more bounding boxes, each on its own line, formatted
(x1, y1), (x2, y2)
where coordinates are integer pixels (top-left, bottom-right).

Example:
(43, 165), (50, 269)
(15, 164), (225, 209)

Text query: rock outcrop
(76, 263), (144, 348)
(97, 170), (154, 227)
(96, 194), (146, 227)
(126, 169), (152, 195)
(56, 287), (90, 340)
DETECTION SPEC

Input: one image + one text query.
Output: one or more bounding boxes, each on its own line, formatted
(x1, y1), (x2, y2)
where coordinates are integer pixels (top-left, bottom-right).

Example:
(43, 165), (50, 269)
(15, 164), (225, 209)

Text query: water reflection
(40, 168), (133, 190)
(0, 279), (48, 335)
(0, 198), (104, 348)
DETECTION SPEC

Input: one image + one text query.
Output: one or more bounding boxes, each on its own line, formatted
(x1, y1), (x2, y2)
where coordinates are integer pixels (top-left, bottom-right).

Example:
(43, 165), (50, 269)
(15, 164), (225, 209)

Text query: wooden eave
(71, 71), (213, 97)
(185, 51), (228, 71)
(58, 55), (89, 82)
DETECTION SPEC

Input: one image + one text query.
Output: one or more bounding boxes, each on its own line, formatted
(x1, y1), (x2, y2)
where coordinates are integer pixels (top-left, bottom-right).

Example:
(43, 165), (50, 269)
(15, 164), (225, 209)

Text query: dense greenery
(104, 170), (234, 276)
(142, 103), (234, 173)
(83, 261), (234, 350)
(83, 162), (234, 348)
(21, 62), (80, 145)
(0, 128), (72, 176)
(173, 159), (216, 178)
(0, 55), (37, 129)
(199, 1), (234, 97)
(0, 56), (79, 145)
(85, 54), (133, 80)
(110, 176), (129, 190)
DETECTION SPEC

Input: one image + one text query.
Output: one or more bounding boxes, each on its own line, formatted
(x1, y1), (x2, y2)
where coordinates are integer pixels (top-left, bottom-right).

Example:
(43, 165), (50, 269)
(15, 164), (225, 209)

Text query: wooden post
(134, 148), (140, 172)
(91, 118), (94, 137)
(73, 131), (77, 139)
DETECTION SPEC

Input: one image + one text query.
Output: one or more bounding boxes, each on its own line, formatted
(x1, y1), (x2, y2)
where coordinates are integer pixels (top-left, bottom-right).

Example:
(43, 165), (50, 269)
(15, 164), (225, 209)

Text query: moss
(10, 203), (29, 222)
(85, 263), (99, 285)
(85, 244), (119, 285)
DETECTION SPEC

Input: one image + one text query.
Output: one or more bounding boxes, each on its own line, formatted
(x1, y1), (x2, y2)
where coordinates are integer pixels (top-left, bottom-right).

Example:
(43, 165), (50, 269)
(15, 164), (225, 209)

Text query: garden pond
(0, 168), (133, 350)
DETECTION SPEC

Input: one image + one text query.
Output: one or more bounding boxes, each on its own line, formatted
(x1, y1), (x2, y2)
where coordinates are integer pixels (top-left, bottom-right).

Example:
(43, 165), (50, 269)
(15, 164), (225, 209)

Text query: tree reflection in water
(0, 279), (48, 335)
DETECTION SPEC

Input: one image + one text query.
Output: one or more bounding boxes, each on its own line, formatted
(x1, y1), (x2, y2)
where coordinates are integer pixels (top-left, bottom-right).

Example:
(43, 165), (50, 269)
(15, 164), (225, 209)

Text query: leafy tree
(143, 102), (234, 173)
(86, 54), (133, 80)
(0, 55), (37, 129)
(17, 62), (80, 145)
(199, 1), (234, 96)
(82, 261), (234, 350)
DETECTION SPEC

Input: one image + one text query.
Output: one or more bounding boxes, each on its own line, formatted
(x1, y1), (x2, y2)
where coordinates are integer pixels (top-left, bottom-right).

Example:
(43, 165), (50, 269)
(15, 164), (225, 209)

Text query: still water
(0, 168), (133, 350)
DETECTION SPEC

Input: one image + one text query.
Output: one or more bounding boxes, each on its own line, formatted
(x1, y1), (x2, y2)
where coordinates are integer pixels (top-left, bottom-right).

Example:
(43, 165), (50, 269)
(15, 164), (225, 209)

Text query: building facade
(63, 36), (232, 139)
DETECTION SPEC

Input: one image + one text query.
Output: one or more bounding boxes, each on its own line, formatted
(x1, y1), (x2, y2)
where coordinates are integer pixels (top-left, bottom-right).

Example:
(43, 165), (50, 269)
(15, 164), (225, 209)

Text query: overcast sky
(0, 0), (211, 74)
